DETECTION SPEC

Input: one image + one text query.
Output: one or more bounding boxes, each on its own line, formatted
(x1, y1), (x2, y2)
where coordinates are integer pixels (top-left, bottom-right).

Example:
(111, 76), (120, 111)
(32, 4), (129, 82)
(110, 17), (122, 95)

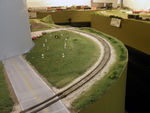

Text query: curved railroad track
(21, 28), (111, 113)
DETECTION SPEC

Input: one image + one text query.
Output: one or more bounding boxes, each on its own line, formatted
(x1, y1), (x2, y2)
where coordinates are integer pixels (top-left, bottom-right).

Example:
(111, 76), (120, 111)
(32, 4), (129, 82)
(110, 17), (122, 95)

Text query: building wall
(93, 0), (118, 8)
(123, 0), (150, 10)
(91, 3), (105, 8)
(26, 0), (48, 7)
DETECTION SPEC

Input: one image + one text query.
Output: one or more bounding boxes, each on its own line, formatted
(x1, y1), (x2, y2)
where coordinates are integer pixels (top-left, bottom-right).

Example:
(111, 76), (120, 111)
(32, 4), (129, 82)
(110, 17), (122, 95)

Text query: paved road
(3, 56), (70, 113)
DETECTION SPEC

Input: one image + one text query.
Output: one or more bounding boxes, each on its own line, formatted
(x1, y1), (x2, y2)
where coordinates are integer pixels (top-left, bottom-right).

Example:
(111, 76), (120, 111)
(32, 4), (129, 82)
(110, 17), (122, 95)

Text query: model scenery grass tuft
(41, 15), (54, 24)
(26, 30), (100, 88)
(0, 63), (14, 113)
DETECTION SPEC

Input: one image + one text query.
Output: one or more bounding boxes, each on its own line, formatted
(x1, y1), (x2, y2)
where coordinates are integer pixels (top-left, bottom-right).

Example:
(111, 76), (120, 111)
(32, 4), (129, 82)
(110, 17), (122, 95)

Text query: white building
(92, 0), (118, 8)
(26, 0), (48, 7)
(123, 0), (150, 10)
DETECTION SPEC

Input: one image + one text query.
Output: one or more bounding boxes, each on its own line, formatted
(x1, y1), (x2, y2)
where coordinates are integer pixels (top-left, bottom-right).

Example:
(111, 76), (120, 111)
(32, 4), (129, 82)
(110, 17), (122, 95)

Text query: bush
(41, 15), (54, 24)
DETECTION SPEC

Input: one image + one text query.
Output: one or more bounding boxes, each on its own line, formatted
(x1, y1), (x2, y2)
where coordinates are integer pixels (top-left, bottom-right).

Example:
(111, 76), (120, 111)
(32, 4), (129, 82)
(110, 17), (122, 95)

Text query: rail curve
(21, 28), (111, 113)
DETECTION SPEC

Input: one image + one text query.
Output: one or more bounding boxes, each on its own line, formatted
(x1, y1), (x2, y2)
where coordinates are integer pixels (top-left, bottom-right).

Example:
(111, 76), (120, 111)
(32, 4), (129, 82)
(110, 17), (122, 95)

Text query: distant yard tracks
(21, 28), (111, 113)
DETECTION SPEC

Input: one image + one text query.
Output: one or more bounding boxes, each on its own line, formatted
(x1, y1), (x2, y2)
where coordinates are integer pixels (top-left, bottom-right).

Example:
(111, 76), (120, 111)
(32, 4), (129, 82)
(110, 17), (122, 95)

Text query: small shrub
(109, 71), (117, 79)
(120, 55), (126, 61)
(41, 15), (54, 24)
(73, 39), (78, 41)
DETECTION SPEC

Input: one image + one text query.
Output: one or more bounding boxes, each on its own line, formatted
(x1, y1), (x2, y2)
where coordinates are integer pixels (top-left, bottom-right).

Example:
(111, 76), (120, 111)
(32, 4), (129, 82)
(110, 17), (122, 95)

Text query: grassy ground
(0, 63), (14, 113)
(96, 10), (128, 19)
(30, 19), (52, 32)
(71, 27), (128, 111)
(25, 30), (100, 88)
(41, 15), (54, 24)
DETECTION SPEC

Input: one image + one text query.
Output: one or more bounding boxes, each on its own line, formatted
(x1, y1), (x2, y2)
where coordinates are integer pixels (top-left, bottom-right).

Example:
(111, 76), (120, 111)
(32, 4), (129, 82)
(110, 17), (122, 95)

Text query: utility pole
(120, 0), (124, 8)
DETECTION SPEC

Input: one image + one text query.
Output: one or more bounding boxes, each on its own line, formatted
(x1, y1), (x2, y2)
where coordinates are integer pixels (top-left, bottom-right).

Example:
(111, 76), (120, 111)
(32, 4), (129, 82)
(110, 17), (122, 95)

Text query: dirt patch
(11, 104), (21, 113)
(30, 22), (49, 30)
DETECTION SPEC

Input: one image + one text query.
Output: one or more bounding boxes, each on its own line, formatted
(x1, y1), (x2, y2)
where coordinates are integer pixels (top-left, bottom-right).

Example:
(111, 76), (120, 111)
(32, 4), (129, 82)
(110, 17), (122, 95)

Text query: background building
(123, 0), (150, 10)
(27, 0), (48, 7)
(91, 0), (118, 8)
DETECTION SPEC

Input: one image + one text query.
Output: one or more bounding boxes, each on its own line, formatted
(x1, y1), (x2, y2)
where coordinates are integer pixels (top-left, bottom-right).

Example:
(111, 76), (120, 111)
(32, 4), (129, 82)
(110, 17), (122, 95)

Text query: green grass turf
(41, 15), (54, 24)
(30, 19), (52, 32)
(94, 10), (128, 19)
(71, 27), (128, 111)
(25, 30), (100, 88)
(0, 63), (14, 113)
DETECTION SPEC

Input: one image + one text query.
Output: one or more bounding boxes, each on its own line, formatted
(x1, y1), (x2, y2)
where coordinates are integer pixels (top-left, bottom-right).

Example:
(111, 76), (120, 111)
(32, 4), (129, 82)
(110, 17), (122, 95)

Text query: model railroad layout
(21, 28), (111, 113)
